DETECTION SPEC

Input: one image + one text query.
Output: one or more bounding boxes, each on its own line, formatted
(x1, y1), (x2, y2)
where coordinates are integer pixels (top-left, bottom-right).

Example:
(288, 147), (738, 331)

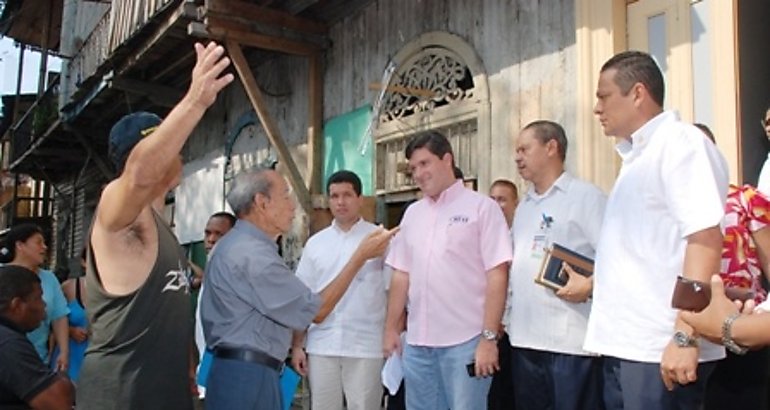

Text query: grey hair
(226, 167), (274, 217)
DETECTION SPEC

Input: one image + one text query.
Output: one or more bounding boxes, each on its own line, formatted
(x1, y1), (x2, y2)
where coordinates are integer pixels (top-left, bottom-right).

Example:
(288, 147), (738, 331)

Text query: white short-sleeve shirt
(507, 172), (606, 356)
(296, 218), (387, 358)
(584, 111), (728, 363)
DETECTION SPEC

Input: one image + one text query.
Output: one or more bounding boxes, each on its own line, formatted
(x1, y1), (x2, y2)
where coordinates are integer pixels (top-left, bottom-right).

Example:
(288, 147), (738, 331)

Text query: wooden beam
(117, 1), (197, 76)
(285, 0), (322, 16)
(307, 53), (323, 195)
(205, 0), (327, 36)
(226, 40), (312, 216)
(203, 11), (329, 50)
(110, 77), (184, 108)
(65, 125), (114, 180)
(188, 22), (321, 56)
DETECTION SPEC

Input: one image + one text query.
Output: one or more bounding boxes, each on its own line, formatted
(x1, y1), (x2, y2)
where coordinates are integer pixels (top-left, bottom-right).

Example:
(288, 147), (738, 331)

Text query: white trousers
(307, 354), (384, 410)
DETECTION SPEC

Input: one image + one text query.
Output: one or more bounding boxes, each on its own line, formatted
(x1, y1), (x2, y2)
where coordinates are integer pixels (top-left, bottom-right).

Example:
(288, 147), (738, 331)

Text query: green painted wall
(323, 105), (374, 195)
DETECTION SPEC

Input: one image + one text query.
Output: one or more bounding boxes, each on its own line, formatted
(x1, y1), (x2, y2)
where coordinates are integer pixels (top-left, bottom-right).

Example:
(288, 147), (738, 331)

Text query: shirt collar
(616, 111), (677, 162)
(525, 172), (572, 202)
(331, 217), (364, 233)
(234, 219), (278, 251)
(426, 179), (465, 205)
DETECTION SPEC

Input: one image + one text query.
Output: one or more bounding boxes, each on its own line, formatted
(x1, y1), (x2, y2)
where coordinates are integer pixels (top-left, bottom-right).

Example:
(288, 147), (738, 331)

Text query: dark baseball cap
(108, 112), (162, 172)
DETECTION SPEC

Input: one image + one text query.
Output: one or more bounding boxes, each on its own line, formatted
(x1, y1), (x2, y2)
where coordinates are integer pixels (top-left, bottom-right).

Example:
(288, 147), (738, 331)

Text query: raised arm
(97, 42), (234, 232)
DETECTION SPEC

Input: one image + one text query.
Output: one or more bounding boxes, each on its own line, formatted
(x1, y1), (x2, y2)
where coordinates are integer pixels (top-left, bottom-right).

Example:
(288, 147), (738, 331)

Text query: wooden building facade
(0, 0), (768, 273)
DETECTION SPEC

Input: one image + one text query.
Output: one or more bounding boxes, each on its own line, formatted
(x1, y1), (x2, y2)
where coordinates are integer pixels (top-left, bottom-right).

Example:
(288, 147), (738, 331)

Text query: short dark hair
(405, 130), (455, 166)
(0, 223), (44, 264)
(522, 120), (568, 162)
(491, 179), (518, 199)
(326, 170), (362, 196)
(0, 265), (40, 313)
(209, 212), (236, 228)
(601, 51), (665, 108)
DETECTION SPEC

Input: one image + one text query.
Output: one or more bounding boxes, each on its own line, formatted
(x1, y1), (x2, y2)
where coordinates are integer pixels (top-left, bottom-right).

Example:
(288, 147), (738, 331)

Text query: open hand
(186, 42), (235, 111)
(356, 226), (400, 261)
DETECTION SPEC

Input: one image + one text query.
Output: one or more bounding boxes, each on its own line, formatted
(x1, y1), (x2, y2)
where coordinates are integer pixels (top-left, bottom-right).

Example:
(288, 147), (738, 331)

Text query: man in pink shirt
(383, 131), (513, 409)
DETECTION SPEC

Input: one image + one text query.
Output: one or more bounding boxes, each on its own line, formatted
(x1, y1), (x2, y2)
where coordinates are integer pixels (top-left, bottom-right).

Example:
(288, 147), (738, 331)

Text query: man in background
(507, 120), (606, 409)
(291, 170), (388, 410)
(487, 178), (518, 410)
(0, 265), (75, 409)
(193, 211), (236, 399)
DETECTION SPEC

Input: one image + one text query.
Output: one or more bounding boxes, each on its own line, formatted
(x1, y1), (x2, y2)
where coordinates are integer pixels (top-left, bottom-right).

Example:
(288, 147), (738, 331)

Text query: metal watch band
(722, 312), (749, 355)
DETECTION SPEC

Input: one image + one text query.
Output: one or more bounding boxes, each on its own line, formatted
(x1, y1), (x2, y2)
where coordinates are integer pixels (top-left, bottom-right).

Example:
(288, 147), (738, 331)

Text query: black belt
(214, 347), (283, 371)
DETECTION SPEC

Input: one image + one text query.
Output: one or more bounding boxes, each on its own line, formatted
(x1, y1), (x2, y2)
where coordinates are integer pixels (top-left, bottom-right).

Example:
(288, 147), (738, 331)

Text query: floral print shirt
(721, 184), (770, 303)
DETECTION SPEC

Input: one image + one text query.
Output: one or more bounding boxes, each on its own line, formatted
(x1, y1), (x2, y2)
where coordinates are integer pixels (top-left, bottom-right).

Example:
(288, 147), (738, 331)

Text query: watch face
(674, 331), (694, 347)
(482, 330), (497, 340)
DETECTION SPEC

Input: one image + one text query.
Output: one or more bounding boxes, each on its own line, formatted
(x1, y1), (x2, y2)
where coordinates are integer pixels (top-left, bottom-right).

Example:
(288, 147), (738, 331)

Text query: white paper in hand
(381, 332), (406, 395)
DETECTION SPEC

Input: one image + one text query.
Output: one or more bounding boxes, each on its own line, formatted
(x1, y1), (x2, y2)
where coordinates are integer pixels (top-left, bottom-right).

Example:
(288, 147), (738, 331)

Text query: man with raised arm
(77, 41), (234, 410)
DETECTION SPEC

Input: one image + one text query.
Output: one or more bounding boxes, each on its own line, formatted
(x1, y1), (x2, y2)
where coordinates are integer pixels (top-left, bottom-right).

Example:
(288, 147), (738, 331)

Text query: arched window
(374, 31), (490, 200)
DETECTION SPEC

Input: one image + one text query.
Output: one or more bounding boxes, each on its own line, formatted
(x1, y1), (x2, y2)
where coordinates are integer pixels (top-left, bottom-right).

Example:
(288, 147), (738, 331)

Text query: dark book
(534, 243), (594, 291)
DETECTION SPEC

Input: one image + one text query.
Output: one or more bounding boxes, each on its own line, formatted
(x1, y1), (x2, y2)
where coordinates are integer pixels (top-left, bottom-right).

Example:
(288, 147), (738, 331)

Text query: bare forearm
(731, 314), (770, 348)
(52, 318), (69, 356)
(125, 99), (204, 186)
(678, 226), (722, 332)
(291, 330), (306, 349)
(482, 264), (508, 332)
(682, 226), (722, 283)
(385, 271), (409, 332)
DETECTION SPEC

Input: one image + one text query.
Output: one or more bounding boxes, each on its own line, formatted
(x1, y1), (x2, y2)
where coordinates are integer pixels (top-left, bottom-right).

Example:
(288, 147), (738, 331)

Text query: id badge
(531, 234), (548, 259)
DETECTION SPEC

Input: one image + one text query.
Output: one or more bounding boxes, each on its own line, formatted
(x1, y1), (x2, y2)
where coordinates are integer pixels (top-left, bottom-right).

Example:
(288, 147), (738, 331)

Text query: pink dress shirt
(386, 181), (513, 347)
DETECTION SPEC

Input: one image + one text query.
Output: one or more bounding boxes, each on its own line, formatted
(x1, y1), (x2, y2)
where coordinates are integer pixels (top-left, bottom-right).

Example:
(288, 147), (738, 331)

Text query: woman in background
(52, 248), (88, 382)
(0, 223), (69, 371)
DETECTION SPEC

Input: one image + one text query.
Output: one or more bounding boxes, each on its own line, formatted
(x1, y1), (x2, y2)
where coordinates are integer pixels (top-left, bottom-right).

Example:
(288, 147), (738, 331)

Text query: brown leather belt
(213, 347), (283, 371)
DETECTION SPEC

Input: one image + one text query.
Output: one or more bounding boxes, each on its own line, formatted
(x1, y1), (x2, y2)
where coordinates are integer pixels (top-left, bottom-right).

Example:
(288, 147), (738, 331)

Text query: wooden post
(226, 40), (313, 216)
(307, 52), (323, 195)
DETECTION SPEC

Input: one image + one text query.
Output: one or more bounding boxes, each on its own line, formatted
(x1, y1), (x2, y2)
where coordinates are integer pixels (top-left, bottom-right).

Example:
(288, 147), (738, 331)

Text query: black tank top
(77, 211), (192, 410)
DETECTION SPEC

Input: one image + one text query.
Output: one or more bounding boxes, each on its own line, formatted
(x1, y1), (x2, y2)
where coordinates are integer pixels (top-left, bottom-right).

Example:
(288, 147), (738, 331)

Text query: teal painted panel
(323, 105), (374, 195)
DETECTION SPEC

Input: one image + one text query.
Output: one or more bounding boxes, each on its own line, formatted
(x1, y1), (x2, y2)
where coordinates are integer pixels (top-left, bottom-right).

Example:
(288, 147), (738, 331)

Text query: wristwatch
(481, 329), (498, 341)
(673, 330), (699, 348)
(722, 312), (749, 355)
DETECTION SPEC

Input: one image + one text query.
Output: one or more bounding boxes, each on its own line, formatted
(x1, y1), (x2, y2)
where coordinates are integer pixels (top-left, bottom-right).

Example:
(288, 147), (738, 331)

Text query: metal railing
(64, 0), (179, 104)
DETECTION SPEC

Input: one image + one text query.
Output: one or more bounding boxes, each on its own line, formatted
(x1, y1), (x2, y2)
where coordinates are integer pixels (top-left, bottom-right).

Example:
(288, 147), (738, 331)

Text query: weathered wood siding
(179, 0), (578, 249)
(324, 0), (577, 188)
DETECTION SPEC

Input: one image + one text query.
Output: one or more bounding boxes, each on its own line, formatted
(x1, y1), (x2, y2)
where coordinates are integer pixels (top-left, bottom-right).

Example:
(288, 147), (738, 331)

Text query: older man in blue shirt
(201, 167), (397, 410)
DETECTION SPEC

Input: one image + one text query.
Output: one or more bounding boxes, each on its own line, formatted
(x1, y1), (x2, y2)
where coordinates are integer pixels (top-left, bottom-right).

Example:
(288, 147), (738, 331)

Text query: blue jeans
(206, 356), (282, 410)
(403, 335), (492, 410)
